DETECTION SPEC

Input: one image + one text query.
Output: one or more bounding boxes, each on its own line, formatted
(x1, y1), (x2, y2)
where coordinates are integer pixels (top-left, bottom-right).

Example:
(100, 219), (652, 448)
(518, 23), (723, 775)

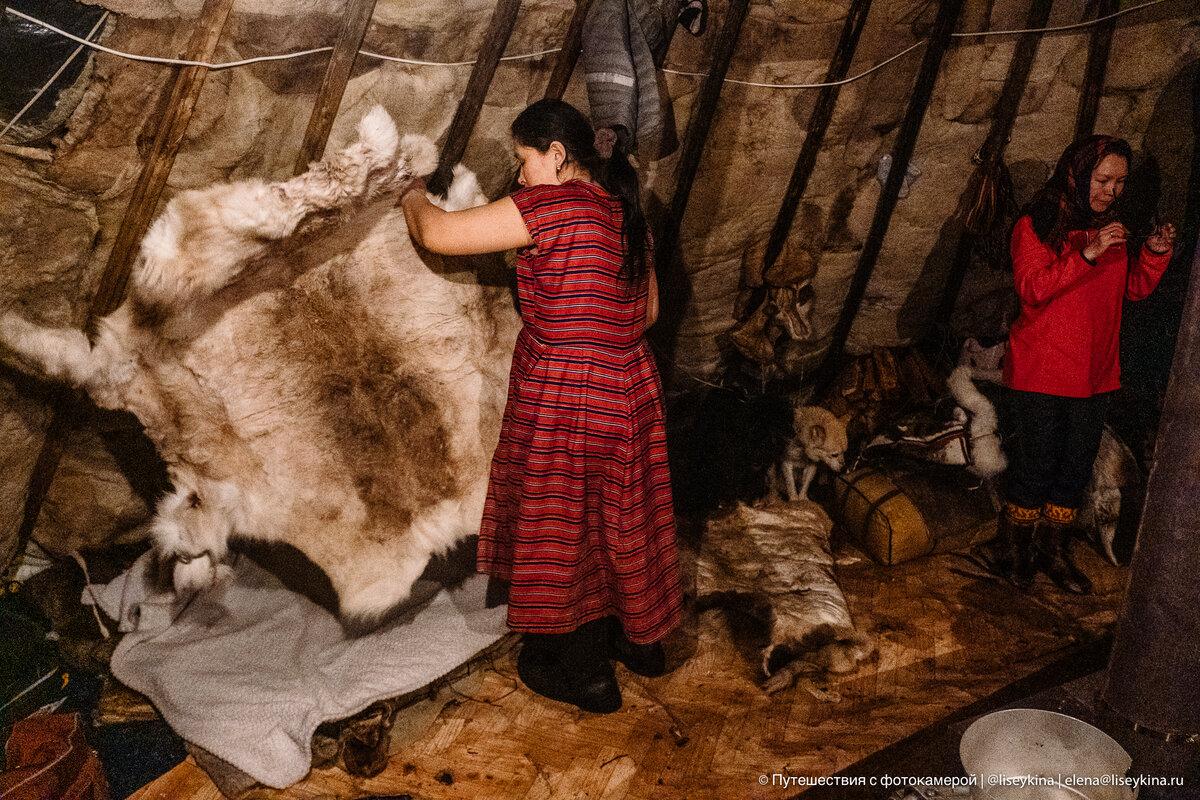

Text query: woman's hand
(1082, 221), (1127, 262)
(1146, 222), (1177, 255)
(398, 175), (428, 208)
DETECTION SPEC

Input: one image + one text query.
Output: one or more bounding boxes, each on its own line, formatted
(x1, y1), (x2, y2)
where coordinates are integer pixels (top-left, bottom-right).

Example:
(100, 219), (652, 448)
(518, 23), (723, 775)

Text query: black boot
(599, 617), (667, 677)
(516, 629), (622, 714)
(1037, 504), (1093, 595)
(975, 502), (1038, 589)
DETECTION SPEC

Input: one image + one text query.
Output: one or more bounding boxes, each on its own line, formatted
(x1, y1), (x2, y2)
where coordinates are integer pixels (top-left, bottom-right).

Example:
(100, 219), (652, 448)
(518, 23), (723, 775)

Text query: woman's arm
(1010, 216), (1095, 307)
(1127, 223), (1175, 301)
(645, 268), (659, 330)
(400, 186), (532, 256)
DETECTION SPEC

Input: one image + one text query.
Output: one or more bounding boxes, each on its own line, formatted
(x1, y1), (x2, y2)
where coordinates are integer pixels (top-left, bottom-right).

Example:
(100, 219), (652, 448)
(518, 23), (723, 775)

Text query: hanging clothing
(476, 180), (682, 646)
(581, 0), (678, 160)
(1004, 215), (1170, 397)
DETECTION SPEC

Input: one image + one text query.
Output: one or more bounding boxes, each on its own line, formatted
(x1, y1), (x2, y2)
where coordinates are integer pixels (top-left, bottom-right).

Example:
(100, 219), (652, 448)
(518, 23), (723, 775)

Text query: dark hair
(511, 99), (648, 280)
(1023, 134), (1132, 248)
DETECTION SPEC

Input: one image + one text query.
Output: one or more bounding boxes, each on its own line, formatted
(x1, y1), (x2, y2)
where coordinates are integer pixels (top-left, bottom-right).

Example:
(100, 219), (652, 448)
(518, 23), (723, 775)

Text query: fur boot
(976, 502), (1038, 589)
(1036, 503), (1093, 595)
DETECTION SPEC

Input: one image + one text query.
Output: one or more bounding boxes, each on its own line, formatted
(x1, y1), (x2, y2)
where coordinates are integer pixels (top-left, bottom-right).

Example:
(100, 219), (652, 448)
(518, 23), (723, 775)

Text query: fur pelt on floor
(0, 107), (521, 627)
(683, 501), (874, 692)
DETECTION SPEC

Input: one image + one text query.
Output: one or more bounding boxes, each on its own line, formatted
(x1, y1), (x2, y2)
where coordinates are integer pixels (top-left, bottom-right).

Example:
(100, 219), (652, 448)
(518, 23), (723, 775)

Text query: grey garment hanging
(581, 0), (678, 160)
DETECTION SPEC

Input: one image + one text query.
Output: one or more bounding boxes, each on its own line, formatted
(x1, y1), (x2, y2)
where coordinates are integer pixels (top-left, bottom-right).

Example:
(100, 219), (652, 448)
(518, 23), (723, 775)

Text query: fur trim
(947, 365), (1007, 478)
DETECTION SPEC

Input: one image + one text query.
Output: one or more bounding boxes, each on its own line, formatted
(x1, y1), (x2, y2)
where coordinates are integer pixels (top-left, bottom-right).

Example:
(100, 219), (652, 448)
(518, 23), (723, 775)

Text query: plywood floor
(131, 540), (1126, 800)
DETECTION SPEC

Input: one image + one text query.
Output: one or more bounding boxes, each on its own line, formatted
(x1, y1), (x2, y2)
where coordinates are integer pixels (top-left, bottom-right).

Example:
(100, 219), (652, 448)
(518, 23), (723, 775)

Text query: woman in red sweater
(983, 135), (1175, 594)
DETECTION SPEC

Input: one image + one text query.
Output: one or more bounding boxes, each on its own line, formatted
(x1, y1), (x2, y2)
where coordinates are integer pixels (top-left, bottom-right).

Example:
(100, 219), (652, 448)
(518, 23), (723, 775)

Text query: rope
(0, 11), (110, 138)
(3, 7), (561, 70)
(0, 0), (1179, 101)
(665, 0), (1174, 89)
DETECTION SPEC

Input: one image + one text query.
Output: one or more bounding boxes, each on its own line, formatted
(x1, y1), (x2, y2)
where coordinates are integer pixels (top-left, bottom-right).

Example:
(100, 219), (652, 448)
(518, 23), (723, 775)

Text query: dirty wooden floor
(131, 539), (1126, 800)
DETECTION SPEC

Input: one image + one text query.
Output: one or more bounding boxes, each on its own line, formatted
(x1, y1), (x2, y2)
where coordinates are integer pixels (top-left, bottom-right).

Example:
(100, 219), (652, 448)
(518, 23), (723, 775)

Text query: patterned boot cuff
(1004, 502), (1041, 523)
(1042, 503), (1078, 525)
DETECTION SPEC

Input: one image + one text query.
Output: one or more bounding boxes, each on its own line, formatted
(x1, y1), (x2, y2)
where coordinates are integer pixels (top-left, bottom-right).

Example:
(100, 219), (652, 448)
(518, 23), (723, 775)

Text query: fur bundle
(0, 107), (520, 627)
(684, 501), (873, 692)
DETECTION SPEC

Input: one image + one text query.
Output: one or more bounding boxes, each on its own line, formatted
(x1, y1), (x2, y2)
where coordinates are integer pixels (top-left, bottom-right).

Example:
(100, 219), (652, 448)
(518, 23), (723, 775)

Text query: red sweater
(1004, 215), (1171, 398)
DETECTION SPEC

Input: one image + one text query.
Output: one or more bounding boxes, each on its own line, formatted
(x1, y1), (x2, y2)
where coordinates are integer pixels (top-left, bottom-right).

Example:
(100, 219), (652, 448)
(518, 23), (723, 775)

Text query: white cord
(1, 0), (1178, 93)
(664, 40), (927, 89)
(665, 0), (1174, 89)
(3, 7), (560, 70)
(0, 11), (110, 139)
(952, 0), (1170, 37)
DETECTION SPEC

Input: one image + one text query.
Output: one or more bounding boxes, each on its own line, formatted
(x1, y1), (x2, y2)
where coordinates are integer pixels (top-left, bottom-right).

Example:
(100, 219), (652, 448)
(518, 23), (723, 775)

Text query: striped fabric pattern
(476, 181), (682, 645)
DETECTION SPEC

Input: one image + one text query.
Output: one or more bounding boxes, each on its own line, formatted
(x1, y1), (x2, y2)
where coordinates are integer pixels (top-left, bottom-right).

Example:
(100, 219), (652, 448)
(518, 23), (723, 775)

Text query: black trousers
(1004, 389), (1110, 510)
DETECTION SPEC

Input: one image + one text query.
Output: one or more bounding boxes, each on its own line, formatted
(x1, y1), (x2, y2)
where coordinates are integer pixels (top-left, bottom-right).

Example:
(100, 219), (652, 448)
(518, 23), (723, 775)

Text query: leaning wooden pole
(656, 0), (752, 271)
(814, 0), (965, 388)
(761, 0), (874, 274)
(427, 0), (522, 195)
(1073, 0), (1118, 141)
(11, 0), (235, 569)
(929, 0), (1054, 328)
(293, 0), (380, 174)
(543, 0), (594, 101)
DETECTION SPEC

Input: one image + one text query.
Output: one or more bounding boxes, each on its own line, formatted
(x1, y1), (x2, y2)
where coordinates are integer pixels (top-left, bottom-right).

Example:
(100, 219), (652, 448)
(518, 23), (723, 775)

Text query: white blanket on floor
(86, 548), (507, 788)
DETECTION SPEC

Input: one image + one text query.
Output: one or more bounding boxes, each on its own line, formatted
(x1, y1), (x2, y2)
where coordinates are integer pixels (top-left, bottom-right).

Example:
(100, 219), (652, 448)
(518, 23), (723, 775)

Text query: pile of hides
(0, 106), (522, 627)
(85, 544), (507, 790)
(683, 501), (873, 692)
(815, 347), (946, 447)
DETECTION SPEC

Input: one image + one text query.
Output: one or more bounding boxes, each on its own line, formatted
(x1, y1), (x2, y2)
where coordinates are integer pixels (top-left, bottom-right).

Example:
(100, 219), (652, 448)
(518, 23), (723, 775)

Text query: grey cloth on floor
(582, 0), (678, 159)
(86, 547), (507, 789)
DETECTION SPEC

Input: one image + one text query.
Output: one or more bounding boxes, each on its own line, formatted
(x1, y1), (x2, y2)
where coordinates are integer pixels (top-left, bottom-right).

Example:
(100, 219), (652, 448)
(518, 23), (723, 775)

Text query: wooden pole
(1073, 0), (1118, 142)
(814, 0), (966, 388)
(426, 0), (522, 196)
(543, 0), (594, 101)
(761, 0), (874, 275)
(87, 0), (236, 326)
(293, 0), (380, 174)
(655, 0), (752, 271)
(1101, 242), (1200, 740)
(929, 0), (1054, 329)
(10, 0), (235, 570)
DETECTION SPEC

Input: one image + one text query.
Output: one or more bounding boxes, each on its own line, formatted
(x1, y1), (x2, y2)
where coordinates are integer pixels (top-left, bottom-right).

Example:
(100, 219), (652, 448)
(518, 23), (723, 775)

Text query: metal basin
(960, 709), (1135, 800)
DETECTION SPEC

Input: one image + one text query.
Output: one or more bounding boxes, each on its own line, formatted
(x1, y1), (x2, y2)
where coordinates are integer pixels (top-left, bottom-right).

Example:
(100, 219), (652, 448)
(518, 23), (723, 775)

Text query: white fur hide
(946, 365), (1007, 479)
(0, 107), (520, 627)
(686, 501), (873, 691)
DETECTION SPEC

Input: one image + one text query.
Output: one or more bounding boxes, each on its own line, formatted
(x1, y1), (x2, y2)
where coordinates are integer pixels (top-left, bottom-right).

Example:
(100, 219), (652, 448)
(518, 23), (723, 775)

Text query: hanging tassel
(960, 147), (1017, 236)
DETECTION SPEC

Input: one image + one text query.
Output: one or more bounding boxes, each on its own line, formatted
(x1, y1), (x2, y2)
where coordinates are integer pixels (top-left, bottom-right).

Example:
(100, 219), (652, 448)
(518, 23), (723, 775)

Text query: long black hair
(511, 99), (648, 281)
(1023, 134), (1132, 249)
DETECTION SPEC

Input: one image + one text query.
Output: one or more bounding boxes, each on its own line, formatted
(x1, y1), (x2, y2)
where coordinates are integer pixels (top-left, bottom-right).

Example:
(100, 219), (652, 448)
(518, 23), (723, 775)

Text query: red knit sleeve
(1127, 243), (1171, 301)
(1010, 215), (1094, 307)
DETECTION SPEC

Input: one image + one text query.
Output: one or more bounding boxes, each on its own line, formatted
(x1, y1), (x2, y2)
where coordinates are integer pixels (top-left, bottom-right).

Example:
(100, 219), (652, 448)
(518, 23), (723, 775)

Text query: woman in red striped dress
(400, 99), (682, 713)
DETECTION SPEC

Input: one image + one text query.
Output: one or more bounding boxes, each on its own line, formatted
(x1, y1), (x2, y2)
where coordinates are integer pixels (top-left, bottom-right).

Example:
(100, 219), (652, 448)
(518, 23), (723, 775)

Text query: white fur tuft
(947, 365), (1007, 478)
(356, 105), (400, 161)
(399, 133), (438, 178)
(437, 164), (487, 212)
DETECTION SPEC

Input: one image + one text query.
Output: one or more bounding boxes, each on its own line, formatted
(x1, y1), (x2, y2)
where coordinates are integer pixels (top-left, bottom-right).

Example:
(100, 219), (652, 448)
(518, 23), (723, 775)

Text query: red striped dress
(476, 180), (682, 645)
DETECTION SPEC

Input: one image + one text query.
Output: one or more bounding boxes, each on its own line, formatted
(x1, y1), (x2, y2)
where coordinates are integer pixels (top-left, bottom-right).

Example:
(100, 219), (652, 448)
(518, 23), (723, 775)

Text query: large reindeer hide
(0, 107), (520, 626)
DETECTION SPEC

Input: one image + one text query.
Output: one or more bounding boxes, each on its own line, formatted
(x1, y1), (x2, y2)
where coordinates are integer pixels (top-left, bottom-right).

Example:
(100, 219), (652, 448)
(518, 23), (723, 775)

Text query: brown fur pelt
(682, 501), (874, 693)
(0, 107), (521, 627)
